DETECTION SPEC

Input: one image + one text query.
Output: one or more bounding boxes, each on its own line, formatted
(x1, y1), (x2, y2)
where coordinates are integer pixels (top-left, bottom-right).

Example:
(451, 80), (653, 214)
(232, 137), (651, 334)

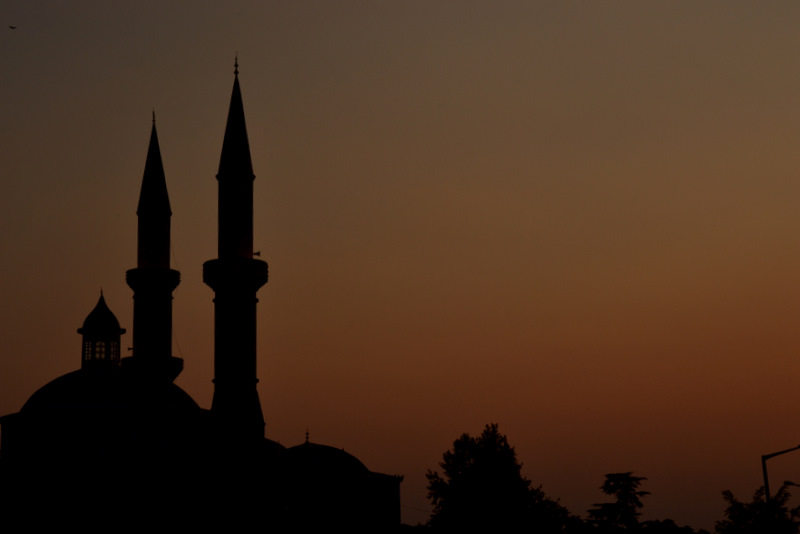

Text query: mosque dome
(286, 440), (370, 477)
(20, 367), (200, 417)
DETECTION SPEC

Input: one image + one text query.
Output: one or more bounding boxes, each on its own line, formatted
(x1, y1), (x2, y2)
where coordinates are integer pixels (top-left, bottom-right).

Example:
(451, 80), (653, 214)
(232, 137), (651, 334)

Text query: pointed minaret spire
(204, 62), (268, 442)
(216, 58), (254, 260)
(125, 117), (182, 381)
(136, 115), (172, 268)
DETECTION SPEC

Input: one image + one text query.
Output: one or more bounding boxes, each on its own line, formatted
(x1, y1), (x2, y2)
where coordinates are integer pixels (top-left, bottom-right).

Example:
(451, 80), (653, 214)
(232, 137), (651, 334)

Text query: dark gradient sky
(3, 2), (800, 529)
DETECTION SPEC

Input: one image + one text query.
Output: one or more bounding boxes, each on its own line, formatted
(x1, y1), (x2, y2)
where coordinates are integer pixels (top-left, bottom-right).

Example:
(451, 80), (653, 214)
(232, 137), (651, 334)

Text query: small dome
(78, 293), (126, 336)
(286, 440), (369, 477)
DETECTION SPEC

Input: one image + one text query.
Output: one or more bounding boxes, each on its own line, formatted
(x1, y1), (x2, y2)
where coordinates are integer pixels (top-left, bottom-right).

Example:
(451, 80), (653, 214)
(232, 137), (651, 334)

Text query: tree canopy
(715, 483), (800, 534)
(426, 423), (577, 533)
(588, 472), (650, 531)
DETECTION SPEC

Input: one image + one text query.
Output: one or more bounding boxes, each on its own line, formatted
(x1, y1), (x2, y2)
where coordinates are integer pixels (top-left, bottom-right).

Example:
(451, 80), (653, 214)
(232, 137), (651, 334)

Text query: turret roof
(78, 293), (126, 337)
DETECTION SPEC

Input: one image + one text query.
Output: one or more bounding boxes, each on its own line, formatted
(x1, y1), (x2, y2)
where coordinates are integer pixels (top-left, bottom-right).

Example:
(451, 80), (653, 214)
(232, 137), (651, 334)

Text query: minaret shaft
(138, 215), (170, 268)
(218, 177), (254, 259)
(128, 268), (178, 362)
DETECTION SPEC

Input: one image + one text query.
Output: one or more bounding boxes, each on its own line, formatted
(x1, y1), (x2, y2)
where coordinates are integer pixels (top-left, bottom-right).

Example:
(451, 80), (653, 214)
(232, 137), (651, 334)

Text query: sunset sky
(3, 2), (800, 529)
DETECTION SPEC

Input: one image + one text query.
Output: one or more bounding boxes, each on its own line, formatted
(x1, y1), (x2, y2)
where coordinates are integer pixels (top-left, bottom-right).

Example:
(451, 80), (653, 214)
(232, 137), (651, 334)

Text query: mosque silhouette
(0, 63), (402, 531)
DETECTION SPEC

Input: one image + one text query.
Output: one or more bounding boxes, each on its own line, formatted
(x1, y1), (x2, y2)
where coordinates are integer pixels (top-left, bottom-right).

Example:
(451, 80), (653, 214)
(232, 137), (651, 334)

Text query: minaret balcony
(202, 257), (268, 293)
(125, 268), (180, 292)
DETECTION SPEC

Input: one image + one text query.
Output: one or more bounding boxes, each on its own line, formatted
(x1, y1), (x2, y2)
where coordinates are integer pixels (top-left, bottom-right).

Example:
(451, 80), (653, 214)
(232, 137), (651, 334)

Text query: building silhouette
(0, 63), (402, 531)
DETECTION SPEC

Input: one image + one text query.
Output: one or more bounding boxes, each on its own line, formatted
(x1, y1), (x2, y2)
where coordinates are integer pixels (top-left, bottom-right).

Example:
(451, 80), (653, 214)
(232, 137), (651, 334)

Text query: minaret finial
(152, 109), (156, 125)
(234, 53), (239, 76)
(305, 429), (310, 443)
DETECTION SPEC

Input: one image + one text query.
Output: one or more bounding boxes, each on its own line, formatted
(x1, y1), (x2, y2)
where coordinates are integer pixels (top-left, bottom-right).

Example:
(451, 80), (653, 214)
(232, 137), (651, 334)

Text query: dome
(78, 293), (126, 337)
(20, 367), (200, 417)
(286, 440), (370, 477)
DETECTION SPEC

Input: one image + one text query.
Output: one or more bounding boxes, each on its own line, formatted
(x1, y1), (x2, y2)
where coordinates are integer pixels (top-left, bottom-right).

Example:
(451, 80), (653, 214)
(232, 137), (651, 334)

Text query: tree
(715, 483), (800, 534)
(587, 472), (650, 531)
(426, 423), (578, 533)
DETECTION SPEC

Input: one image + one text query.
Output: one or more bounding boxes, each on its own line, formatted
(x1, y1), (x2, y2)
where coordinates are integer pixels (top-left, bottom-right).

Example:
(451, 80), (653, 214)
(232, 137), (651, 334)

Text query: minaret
(203, 60), (268, 441)
(124, 114), (182, 381)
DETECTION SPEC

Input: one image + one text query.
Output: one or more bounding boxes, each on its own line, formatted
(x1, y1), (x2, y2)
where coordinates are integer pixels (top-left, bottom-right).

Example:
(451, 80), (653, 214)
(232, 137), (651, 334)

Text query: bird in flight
(9, 26), (17, 29)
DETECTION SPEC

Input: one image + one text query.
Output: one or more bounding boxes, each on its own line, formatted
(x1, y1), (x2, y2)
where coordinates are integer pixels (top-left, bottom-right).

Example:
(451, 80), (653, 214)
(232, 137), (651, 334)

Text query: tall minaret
(124, 114), (183, 381)
(203, 61), (268, 441)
